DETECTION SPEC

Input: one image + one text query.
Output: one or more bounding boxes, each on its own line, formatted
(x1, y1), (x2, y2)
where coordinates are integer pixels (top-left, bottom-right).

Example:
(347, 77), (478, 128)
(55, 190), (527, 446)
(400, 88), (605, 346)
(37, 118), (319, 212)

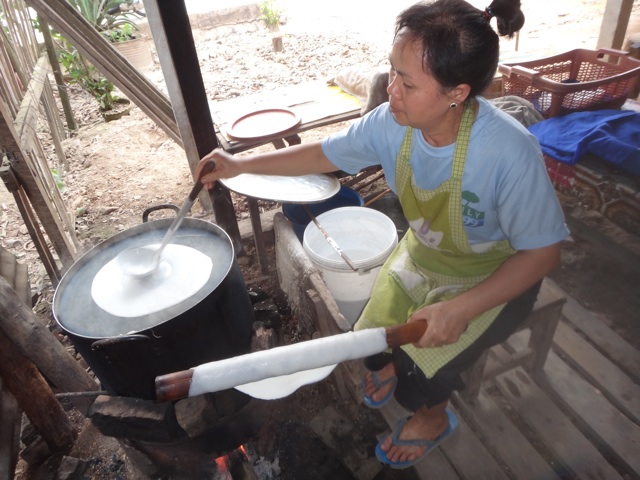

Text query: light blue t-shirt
(321, 97), (569, 251)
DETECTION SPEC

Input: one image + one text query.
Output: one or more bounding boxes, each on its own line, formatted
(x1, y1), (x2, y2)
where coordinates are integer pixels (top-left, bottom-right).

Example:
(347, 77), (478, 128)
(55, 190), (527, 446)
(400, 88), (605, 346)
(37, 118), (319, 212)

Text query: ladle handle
(303, 205), (358, 271)
(188, 159), (216, 202)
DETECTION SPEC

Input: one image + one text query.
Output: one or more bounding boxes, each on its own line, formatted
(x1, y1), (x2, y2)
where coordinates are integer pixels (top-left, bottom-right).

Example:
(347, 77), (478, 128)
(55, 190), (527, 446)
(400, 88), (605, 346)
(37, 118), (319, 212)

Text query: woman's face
(387, 32), (453, 134)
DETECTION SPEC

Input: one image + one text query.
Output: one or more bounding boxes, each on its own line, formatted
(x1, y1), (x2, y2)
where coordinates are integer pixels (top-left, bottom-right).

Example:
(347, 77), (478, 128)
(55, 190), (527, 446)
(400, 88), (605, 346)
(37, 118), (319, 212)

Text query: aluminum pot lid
(220, 173), (340, 203)
(53, 218), (234, 339)
(91, 243), (212, 318)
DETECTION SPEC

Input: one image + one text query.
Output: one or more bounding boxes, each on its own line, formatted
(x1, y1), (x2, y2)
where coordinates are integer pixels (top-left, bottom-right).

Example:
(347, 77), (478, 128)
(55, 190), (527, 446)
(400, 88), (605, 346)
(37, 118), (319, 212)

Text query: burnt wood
(0, 330), (76, 454)
(0, 379), (19, 480)
(0, 276), (98, 412)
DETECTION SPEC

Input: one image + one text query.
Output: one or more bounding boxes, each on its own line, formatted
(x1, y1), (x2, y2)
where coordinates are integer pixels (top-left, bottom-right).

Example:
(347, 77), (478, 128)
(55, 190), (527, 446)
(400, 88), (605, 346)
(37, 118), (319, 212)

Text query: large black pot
(52, 213), (254, 400)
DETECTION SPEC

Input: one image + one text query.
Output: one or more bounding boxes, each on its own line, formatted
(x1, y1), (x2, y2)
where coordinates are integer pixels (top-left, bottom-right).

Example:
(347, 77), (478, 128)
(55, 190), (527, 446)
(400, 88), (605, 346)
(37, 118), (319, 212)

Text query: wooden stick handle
(363, 188), (391, 207)
(155, 322), (428, 402)
(155, 368), (194, 403)
(188, 159), (216, 202)
(384, 321), (427, 348)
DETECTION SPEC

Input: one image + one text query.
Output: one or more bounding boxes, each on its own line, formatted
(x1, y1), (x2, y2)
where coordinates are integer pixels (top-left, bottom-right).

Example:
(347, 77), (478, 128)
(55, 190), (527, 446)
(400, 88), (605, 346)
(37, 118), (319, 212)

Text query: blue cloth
(528, 110), (640, 174)
(321, 97), (569, 251)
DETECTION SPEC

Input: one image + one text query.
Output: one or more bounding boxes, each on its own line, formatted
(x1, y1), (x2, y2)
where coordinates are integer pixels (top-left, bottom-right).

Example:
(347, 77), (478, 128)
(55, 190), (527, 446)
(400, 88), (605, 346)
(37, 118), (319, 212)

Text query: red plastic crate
(498, 48), (640, 118)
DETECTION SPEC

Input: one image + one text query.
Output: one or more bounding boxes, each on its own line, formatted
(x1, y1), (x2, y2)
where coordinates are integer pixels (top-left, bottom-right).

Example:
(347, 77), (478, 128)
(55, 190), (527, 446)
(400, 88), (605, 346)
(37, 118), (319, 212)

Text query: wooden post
(0, 330), (77, 453)
(272, 34), (283, 52)
(0, 99), (76, 273)
(0, 157), (63, 284)
(38, 15), (76, 132)
(596, 0), (634, 50)
(143, 0), (244, 254)
(0, 379), (20, 480)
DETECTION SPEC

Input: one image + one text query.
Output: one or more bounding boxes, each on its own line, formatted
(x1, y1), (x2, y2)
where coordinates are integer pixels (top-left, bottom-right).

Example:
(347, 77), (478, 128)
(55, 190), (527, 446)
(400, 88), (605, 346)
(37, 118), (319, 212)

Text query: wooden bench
(308, 275), (565, 404)
(276, 213), (566, 403)
(459, 279), (566, 403)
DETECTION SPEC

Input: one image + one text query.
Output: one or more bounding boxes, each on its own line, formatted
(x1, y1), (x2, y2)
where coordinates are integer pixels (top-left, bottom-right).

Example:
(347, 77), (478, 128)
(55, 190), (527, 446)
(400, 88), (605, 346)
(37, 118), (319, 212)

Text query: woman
(197, 0), (569, 469)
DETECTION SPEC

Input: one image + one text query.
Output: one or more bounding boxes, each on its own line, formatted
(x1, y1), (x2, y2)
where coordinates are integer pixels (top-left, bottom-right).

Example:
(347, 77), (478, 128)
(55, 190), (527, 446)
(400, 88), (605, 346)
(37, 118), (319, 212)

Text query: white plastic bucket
(303, 207), (398, 326)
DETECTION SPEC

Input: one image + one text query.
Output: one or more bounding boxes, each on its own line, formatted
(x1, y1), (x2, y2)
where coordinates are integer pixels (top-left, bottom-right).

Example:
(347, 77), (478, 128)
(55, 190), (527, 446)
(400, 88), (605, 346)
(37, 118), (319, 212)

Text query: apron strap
(451, 99), (475, 181)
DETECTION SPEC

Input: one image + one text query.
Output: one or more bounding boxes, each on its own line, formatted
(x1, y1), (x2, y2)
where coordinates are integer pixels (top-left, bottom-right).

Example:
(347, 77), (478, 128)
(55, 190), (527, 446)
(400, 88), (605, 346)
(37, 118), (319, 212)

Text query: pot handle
(142, 204), (180, 223)
(91, 334), (151, 350)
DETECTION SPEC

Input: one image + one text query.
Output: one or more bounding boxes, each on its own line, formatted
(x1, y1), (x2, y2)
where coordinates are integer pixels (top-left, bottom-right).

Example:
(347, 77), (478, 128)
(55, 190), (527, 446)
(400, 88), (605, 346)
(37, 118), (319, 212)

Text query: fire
(215, 453), (230, 473)
(214, 444), (250, 477)
(239, 444), (249, 459)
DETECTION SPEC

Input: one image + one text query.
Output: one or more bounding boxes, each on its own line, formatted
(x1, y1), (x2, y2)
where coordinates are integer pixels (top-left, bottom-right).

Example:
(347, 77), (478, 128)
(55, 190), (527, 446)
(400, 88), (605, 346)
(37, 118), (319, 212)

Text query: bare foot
(379, 404), (449, 464)
(364, 362), (397, 404)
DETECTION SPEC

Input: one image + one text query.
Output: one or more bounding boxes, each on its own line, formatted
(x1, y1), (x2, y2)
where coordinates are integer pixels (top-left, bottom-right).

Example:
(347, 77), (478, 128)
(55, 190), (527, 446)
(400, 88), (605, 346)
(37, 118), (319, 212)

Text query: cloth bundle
(528, 109), (640, 174)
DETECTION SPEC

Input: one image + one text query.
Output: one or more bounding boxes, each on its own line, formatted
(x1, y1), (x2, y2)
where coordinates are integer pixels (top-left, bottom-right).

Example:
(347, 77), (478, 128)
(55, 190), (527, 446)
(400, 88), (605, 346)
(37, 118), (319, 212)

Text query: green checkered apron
(354, 100), (515, 378)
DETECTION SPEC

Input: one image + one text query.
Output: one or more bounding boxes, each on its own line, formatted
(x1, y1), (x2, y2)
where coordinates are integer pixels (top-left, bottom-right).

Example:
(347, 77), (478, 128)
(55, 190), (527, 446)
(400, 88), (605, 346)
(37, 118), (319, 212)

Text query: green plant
(56, 37), (118, 111)
(51, 168), (65, 193)
(102, 23), (136, 43)
(49, 1), (144, 112)
(259, 0), (282, 29)
(67, 0), (141, 33)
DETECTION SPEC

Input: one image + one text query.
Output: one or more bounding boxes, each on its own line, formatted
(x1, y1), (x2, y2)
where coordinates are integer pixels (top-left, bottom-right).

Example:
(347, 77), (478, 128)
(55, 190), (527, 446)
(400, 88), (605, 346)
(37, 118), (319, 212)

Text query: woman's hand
(408, 301), (469, 348)
(194, 148), (240, 190)
(408, 243), (562, 349)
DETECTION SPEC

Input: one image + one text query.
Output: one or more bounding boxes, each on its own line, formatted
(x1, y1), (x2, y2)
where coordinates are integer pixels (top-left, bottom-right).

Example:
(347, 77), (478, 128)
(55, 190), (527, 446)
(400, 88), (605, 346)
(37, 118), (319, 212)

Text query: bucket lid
(302, 207), (398, 271)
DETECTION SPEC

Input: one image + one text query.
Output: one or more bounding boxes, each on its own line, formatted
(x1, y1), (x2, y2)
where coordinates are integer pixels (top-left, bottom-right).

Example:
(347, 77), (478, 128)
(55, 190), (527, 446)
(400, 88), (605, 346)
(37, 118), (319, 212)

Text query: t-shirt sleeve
(495, 133), (570, 250)
(321, 105), (403, 192)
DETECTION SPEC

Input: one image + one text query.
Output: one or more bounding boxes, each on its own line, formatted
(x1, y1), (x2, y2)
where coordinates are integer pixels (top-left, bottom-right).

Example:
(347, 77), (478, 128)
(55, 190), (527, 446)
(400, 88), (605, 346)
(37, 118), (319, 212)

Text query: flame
(214, 445), (249, 474)
(215, 454), (230, 473)
(239, 444), (249, 460)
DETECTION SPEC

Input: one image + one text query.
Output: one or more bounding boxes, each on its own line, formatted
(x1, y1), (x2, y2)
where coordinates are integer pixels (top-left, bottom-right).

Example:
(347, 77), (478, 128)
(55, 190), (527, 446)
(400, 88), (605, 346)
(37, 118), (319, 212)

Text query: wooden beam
(0, 276), (98, 413)
(39, 15), (76, 132)
(0, 98), (75, 274)
(14, 54), (48, 149)
(143, 0), (243, 253)
(0, 330), (77, 454)
(0, 164), (61, 285)
(597, 0), (634, 50)
(24, 0), (181, 146)
(0, 379), (20, 480)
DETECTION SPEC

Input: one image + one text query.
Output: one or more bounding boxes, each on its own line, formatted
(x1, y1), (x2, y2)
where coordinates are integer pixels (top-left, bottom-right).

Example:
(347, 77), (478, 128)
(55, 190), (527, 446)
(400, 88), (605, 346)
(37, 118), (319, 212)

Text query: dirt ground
(3, 0), (640, 478)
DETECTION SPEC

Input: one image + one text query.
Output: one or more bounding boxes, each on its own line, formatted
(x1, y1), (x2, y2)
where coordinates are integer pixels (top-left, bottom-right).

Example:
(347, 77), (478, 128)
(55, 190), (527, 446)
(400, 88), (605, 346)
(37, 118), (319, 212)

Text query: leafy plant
(259, 0), (282, 29)
(47, 1), (145, 112)
(66, 0), (141, 33)
(51, 168), (65, 193)
(56, 36), (119, 111)
(102, 23), (136, 43)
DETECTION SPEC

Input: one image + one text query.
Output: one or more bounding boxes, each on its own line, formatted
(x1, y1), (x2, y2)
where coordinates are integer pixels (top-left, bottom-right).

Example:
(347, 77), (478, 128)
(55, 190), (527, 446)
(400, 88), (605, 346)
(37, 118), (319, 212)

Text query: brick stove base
(87, 318), (279, 478)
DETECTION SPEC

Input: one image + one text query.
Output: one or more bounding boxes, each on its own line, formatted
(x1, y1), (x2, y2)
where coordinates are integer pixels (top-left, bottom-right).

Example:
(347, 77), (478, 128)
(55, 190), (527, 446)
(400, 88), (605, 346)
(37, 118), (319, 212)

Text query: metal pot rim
(53, 217), (234, 339)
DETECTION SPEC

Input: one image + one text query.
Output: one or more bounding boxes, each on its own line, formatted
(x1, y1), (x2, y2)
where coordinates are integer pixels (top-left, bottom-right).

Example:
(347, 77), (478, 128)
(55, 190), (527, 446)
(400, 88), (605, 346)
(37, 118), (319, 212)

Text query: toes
(379, 433), (393, 452)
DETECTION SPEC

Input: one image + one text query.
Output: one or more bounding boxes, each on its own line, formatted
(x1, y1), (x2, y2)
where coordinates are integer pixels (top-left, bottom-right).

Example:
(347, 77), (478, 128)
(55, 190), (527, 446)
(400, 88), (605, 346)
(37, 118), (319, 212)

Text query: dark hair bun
(488, 0), (525, 37)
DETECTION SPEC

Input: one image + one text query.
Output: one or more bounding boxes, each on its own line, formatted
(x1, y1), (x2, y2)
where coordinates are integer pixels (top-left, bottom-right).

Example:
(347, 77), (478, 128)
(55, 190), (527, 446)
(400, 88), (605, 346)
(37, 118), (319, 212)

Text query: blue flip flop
(362, 370), (398, 409)
(375, 409), (458, 469)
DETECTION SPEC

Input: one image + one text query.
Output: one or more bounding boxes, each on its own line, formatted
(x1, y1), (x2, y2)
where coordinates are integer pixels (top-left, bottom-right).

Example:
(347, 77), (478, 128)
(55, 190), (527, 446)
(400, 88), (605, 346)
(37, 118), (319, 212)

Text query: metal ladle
(116, 160), (216, 278)
(303, 205), (358, 271)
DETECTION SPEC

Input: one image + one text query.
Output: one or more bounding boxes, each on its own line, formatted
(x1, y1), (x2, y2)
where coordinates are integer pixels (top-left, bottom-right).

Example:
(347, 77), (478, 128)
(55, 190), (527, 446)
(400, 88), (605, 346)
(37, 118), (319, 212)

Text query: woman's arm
(409, 242), (562, 348)
(196, 142), (339, 189)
